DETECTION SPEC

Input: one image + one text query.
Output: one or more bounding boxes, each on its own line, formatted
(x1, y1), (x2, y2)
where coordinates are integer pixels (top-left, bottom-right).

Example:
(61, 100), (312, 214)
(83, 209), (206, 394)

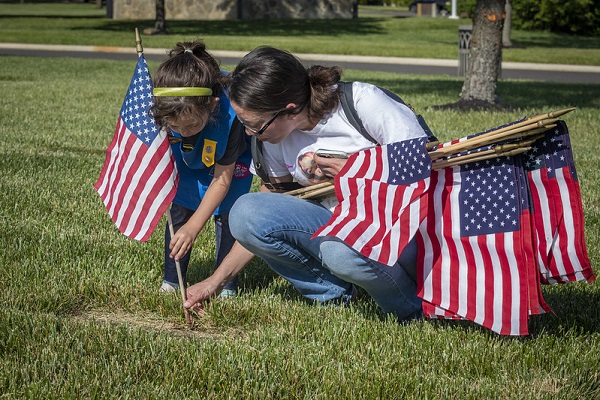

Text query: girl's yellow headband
(152, 87), (213, 97)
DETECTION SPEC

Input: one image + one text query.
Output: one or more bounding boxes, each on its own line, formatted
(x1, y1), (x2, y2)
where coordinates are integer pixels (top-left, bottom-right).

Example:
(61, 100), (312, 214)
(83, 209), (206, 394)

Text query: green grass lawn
(1, 3), (600, 65)
(0, 53), (599, 398)
(1, 3), (600, 398)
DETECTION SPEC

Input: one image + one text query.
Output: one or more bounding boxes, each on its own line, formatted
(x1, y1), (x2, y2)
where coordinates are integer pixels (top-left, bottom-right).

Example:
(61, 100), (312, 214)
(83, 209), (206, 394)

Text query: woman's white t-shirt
(252, 81), (428, 208)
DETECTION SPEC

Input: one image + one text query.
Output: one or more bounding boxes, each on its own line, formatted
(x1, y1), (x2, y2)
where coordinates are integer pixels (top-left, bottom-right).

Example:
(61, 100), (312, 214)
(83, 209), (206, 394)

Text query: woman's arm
(169, 162), (234, 261)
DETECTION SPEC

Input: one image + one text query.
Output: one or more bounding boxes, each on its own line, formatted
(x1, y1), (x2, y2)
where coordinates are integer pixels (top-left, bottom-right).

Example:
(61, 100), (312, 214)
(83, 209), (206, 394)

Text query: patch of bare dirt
(71, 309), (244, 340)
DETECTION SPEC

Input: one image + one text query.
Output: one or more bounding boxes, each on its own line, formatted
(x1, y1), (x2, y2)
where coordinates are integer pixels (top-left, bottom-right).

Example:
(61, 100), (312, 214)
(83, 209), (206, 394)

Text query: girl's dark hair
(228, 46), (342, 122)
(151, 40), (226, 130)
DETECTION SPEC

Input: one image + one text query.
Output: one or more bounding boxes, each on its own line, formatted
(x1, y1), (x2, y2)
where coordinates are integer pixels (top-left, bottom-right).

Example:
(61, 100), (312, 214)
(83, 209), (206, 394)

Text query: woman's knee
(320, 240), (356, 279)
(229, 193), (264, 242)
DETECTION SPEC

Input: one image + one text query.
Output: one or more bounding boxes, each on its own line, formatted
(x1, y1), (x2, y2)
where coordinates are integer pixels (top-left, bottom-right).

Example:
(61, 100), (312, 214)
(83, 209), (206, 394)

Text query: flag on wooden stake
(94, 55), (178, 241)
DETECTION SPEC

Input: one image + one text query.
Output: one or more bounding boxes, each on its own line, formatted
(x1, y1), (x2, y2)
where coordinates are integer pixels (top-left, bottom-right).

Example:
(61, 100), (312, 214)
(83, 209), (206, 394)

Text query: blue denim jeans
(229, 192), (422, 321)
(164, 203), (237, 290)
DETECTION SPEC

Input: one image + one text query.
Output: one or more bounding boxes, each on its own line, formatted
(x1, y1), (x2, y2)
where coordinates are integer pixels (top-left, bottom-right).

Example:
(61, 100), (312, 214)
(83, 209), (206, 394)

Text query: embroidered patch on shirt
(202, 139), (217, 167)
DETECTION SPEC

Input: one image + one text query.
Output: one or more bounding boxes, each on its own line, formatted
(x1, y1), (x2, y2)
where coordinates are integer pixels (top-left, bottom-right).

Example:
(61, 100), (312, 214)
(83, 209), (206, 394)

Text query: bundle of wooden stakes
(286, 108), (576, 200)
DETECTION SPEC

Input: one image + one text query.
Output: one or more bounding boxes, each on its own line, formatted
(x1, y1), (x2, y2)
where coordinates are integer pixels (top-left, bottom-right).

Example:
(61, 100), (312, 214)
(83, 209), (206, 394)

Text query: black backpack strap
(339, 81), (438, 143)
(251, 135), (269, 183)
(339, 81), (378, 144)
(251, 136), (302, 192)
(416, 115), (436, 141)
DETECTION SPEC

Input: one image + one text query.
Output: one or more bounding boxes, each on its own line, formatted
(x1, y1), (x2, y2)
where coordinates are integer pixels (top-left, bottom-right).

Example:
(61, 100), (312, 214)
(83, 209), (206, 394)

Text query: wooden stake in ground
(166, 209), (192, 324)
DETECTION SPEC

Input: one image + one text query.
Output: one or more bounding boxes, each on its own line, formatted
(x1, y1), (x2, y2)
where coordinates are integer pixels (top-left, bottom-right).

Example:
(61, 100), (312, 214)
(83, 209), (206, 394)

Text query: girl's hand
(169, 224), (199, 261)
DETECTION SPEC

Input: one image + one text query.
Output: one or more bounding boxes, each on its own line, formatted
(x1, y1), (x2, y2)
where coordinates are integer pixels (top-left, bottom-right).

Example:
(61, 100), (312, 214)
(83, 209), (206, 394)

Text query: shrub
(457, 0), (477, 17)
(454, 0), (600, 37)
(512, 0), (600, 36)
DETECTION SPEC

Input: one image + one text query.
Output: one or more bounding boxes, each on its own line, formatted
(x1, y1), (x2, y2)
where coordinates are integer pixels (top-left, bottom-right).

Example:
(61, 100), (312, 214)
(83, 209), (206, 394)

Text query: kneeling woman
(185, 46), (426, 321)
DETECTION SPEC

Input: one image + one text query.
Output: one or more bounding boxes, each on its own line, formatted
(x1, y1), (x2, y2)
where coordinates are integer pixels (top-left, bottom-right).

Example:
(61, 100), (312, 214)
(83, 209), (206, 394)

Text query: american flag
(94, 55), (178, 242)
(524, 121), (594, 284)
(416, 156), (535, 335)
(314, 137), (431, 266)
(515, 157), (551, 317)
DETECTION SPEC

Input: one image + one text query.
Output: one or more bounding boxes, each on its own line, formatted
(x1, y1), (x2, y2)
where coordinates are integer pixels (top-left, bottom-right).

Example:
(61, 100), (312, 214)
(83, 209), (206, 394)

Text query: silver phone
(315, 149), (348, 159)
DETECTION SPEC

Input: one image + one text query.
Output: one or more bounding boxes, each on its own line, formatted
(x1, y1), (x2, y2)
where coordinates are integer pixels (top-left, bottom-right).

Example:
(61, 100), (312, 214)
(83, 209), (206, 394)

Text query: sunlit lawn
(0, 53), (599, 398)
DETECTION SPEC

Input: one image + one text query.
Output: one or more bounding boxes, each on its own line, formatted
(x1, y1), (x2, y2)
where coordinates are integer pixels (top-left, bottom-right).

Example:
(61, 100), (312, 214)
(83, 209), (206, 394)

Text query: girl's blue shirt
(170, 92), (252, 215)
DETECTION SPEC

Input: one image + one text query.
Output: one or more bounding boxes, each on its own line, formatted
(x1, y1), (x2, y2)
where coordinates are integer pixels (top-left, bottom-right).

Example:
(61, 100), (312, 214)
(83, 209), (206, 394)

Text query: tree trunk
(503, 0), (513, 48)
(460, 0), (506, 104)
(143, 0), (167, 35)
(153, 0), (167, 33)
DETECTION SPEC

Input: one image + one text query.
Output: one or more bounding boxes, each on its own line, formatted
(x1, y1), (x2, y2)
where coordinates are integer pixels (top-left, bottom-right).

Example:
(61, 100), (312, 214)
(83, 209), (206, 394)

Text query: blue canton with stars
(120, 56), (159, 146)
(459, 156), (522, 237)
(523, 121), (577, 181)
(387, 137), (431, 185)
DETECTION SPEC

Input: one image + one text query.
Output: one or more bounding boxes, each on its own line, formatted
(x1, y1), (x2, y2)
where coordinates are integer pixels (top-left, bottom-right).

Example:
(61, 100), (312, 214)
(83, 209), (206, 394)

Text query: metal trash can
(458, 24), (472, 76)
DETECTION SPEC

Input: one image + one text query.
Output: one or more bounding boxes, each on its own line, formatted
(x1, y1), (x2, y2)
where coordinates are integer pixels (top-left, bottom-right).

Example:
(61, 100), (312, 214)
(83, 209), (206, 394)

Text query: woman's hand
(314, 154), (349, 178)
(183, 277), (225, 315)
(183, 241), (255, 316)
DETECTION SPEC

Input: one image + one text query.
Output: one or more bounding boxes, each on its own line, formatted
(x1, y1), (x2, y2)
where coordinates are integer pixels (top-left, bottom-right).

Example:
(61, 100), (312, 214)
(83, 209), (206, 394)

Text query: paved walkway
(2, 42), (600, 84)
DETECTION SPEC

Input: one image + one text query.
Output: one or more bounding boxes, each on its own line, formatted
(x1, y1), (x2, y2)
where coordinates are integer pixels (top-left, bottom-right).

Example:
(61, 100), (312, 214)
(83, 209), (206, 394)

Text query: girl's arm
(169, 162), (235, 261)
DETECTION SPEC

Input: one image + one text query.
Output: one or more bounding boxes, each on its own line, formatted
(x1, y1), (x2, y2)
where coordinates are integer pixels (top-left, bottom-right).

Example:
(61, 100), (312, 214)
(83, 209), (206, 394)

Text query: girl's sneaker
(218, 288), (237, 298)
(159, 281), (179, 293)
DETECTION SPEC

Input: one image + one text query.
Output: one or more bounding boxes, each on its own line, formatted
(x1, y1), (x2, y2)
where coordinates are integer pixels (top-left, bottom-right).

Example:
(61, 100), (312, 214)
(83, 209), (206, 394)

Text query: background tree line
(362, 0), (600, 36)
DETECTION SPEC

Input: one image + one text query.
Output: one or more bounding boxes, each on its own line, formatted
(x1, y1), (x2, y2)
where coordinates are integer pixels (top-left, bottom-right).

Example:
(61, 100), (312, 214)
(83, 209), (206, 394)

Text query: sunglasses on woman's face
(240, 109), (285, 136)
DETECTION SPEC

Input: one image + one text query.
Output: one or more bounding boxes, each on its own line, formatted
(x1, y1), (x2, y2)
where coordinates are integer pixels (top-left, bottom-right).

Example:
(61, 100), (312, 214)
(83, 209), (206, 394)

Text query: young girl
(150, 40), (252, 297)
